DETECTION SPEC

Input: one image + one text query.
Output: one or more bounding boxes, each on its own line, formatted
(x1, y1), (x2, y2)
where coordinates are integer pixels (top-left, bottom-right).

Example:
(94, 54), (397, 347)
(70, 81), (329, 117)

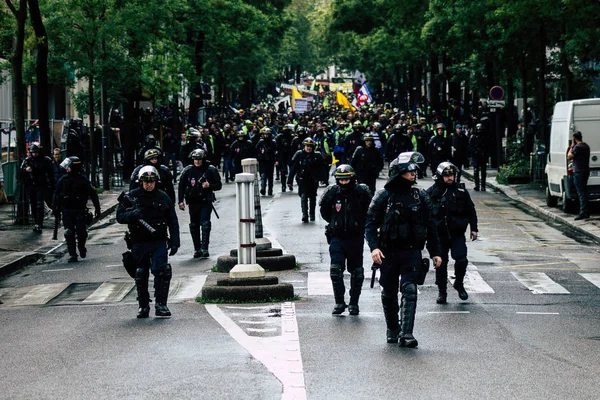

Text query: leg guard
(435, 260), (448, 304)
(201, 221), (211, 257)
(189, 223), (201, 252)
(381, 290), (400, 343)
(301, 194), (308, 222)
(454, 257), (469, 300)
(349, 267), (364, 306)
(309, 195), (316, 221)
(135, 267), (150, 318)
(260, 173), (267, 195)
(154, 264), (172, 317)
(64, 228), (78, 261)
(400, 282), (418, 348)
(330, 264), (346, 314)
(77, 230), (88, 259)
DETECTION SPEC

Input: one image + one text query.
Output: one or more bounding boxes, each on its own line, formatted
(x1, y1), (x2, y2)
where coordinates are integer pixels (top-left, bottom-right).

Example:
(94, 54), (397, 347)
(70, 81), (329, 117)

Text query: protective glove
(169, 246), (179, 256)
(95, 208), (101, 218)
(288, 184), (293, 191)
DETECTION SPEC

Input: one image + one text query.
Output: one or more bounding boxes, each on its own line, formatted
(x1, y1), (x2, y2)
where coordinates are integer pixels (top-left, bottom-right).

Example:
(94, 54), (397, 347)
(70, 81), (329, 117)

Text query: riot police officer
(130, 149), (176, 204)
(350, 133), (384, 193)
(180, 128), (204, 167)
(428, 123), (451, 177)
(20, 142), (55, 232)
(255, 127), (277, 196)
(230, 131), (255, 174)
(365, 152), (442, 348)
(275, 124), (294, 192)
(287, 138), (326, 223)
(137, 134), (160, 166)
(53, 157), (101, 262)
(427, 162), (478, 304)
(343, 121), (363, 163)
(116, 166), (180, 318)
(178, 149), (222, 258)
(319, 165), (372, 315)
(469, 123), (487, 191)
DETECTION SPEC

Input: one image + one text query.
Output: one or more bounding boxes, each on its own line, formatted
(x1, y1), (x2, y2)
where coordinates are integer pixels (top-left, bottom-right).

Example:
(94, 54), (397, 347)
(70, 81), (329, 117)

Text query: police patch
(335, 200), (342, 212)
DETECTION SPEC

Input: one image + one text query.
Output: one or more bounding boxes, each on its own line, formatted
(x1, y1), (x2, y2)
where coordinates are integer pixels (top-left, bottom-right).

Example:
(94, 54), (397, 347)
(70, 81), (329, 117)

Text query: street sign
(489, 100), (506, 108)
(489, 86), (505, 100)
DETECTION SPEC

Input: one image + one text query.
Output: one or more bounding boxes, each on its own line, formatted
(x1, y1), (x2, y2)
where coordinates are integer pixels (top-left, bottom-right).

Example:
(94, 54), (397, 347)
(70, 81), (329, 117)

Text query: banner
(351, 83), (373, 109)
(291, 86), (302, 111)
(294, 98), (312, 114)
(336, 91), (356, 112)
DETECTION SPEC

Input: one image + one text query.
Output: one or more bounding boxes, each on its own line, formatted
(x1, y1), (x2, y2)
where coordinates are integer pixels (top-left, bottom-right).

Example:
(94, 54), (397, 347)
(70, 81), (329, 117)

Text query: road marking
(511, 272), (570, 294)
(246, 327), (278, 333)
(308, 272), (331, 296)
(83, 282), (134, 303)
(502, 259), (599, 269)
(579, 273), (600, 289)
(428, 311), (470, 314)
(206, 303), (307, 400)
(11, 283), (71, 306)
(104, 264), (122, 268)
(42, 268), (73, 272)
(239, 320), (279, 325)
(225, 305), (273, 310)
(449, 270), (495, 293)
(169, 275), (207, 303)
(516, 312), (559, 315)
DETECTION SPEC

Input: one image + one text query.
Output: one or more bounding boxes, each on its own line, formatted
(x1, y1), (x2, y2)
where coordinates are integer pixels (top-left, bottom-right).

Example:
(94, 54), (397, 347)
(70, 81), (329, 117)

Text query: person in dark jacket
(52, 148), (66, 184)
(116, 166), (180, 318)
(130, 149), (176, 204)
(427, 123), (451, 177)
(275, 124), (294, 192)
(178, 149), (222, 258)
(451, 124), (469, 182)
(568, 130), (591, 220)
(468, 123), (487, 191)
(350, 133), (384, 193)
(288, 138), (326, 222)
(230, 131), (255, 174)
(162, 128), (180, 182)
(319, 165), (372, 315)
(256, 127), (277, 196)
(20, 142), (55, 232)
(426, 162), (478, 304)
(53, 157), (101, 262)
(365, 151), (442, 348)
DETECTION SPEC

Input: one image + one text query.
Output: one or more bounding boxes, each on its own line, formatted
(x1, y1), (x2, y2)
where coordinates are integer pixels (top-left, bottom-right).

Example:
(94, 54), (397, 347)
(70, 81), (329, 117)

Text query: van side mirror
(547, 153), (551, 163)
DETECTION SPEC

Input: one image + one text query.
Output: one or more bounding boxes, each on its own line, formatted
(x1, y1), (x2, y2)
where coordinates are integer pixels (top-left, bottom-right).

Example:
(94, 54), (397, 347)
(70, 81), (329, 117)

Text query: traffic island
(201, 276), (294, 302)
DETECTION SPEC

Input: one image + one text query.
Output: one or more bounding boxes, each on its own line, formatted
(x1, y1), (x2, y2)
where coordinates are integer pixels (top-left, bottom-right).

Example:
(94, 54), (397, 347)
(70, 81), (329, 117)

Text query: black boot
(348, 268), (364, 315)
(77, 231), (88, 259)
(154, 265), (172, 317)
(190, 223), (201, 258)
(330, 264), (347, 314)
(309, 196), (316, 221)
(65, 228), (78, 262)
(382, 291), (400, 343)
(435, 259), (448, 304)
(399, 283), (418, 348)
(454, 258), (469, 300)
(200, 221), (211, 258)
(301, 194), (309, 223)
(436, 288), (447, 304)
(135, 267), (150, 318)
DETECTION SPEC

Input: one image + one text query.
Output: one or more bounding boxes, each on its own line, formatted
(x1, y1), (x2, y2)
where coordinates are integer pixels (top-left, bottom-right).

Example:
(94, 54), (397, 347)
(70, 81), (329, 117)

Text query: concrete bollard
(229, 172), (265, 279)
(241, 158), (264, 240)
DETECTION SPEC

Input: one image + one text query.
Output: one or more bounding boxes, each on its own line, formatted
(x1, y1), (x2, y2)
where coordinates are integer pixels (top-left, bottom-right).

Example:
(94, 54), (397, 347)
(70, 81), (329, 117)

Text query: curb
(461, 170), (600, 244)
(0, 200), (120, 278)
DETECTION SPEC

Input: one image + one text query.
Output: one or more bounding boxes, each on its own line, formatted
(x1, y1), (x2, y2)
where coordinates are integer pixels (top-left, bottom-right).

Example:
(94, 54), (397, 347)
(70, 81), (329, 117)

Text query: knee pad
(201, 221), (211, 231)
(401, 282), (418, 300)
(189, 222), (198, 231)
(64, 228), (75, 240)
(158, 264), (172, 281)
(381, 289), (398, 303)
(351, 267), (365, 282)
(330, 264), (344, 283)
(135, 267), (148, 281)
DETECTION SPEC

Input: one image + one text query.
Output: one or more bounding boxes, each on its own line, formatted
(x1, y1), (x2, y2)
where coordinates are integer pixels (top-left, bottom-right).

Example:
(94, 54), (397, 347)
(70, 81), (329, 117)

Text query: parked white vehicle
(545, 99), (600, 213)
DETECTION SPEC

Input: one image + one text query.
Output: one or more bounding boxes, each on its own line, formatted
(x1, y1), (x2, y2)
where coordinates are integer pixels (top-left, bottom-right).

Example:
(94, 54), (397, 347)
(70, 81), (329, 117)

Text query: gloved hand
(95, 208), (101, 218)
(288, 184), (293, 191)
(169, 246), (179, 256)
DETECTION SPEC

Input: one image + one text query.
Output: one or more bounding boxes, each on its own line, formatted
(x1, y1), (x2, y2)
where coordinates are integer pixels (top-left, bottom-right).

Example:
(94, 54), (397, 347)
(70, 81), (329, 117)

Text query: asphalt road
(1, 173), (599, 399)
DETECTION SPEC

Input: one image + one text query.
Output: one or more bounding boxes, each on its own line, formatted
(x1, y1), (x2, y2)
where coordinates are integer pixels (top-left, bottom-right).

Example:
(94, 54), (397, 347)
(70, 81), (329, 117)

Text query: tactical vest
(60, 175), (90, 210)
(329, 187), (364, 236)
(379, 188), (427, 250)
(184, 166), (214, 203)
(129, 190), (169, 241)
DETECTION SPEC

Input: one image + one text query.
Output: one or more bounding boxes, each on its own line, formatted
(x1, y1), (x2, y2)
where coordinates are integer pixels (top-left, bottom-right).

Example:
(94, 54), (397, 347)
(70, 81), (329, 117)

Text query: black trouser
(357, 173), (377, 193)
(189, 202), (212, 251)
(28, 186), (47, 226)
(298, 179), (318, 219)
(63, 209), (88, 257)
(573, 171), (590, 216)
(329, 236), (365, 305)
(259, 161), (275, 194)
(436, 235), (468, 292)
(472, 156), (487, 189)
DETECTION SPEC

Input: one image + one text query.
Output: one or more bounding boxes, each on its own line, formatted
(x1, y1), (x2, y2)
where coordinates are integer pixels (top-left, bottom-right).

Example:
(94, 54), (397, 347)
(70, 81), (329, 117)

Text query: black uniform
(319, 182), (372, 314)
(427, 180), (478, 303)
(428, 133), (451, 176)
(343, 131), (362, 163)
(350, 145), (384, 193)
(287, 149), (326, 222)
(255, 136), (277, 195)
(468, 130), (487, 190)
(451, 130), (469, 181)
(178, 162), (222, 257)
(53, 171), (100, 262)
(19, 154), (55, 230)
(365, 175), (441, 347)
(116, 187), (180, 317)
(229, 138), (254, 174)
(275, 131), (294, 192)
(180, 139), (204, 167)
(130, 163), (176, 204)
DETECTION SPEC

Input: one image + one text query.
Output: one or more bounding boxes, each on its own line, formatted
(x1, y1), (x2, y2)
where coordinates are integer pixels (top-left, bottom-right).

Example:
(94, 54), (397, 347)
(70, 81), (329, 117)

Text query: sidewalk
(462, 167), (600, 243)
(0, 190), (122, 277)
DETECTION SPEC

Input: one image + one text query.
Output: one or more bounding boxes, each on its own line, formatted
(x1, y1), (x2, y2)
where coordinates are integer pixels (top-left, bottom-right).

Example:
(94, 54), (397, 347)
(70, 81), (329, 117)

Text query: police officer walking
(427, 162), (478, 304)
(275, 124), (294, 192)
(319, 165), (372, 315)
(178, 149), (222, 258)
(469, 123), (487, 191)
(20, 142), (55, 232)
(365, 152), (442, 348)
(255, 128), (277, 196)
(350, 133), (384, 193)
(53, 157), (101, 262)
(288, 138), (326, 223)
(130, 149), (176, 204)
(116, 166), (180, 318)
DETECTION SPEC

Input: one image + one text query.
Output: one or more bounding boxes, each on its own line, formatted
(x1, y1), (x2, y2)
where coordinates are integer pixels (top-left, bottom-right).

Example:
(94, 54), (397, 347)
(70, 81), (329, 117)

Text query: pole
(241, 158), (263, 239)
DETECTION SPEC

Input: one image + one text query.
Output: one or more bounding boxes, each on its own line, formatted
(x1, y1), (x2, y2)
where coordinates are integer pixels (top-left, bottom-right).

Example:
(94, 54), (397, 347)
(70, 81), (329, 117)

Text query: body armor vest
(380, 188), (427, 250)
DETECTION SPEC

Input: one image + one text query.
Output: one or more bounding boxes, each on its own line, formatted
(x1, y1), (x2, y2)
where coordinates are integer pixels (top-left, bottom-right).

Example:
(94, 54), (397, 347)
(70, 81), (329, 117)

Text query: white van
(545, 99), (600, 213)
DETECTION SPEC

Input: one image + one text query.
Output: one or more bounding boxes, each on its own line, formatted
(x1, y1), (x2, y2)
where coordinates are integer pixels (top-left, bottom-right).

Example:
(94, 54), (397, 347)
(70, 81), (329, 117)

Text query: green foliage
(497, 143), (531, 184)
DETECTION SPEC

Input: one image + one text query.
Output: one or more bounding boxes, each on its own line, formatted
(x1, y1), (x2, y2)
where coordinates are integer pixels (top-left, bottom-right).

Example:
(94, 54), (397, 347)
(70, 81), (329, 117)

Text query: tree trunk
(7, 0), (28, 224)
(188, 30), (205, 125)
(537, 22), (547, 142)
(430, 55), (441, 112)
(88, 73), (96, 185)
(28, 0), (51, 151)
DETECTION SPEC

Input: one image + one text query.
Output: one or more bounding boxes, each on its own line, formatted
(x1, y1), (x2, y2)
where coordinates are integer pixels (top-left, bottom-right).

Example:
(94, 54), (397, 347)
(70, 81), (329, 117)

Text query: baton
(370, 263), (380, 288)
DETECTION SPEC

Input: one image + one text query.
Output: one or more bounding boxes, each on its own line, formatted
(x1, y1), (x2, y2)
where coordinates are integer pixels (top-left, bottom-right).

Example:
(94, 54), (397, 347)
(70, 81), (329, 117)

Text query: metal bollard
(241, 158), (263, 239)
(230, 172), (265, 278)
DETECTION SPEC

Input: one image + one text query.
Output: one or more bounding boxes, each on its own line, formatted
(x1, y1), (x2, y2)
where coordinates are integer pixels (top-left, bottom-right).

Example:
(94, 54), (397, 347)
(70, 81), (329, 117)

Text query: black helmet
(237, 130), (247, 139)
(392, 124), (403, 133)
(60, 156), (82, 173)
(362, 133), (374, 142)
(261, 127), (272, 138)
(334, 164), (356, 180)
(189, 149), (207, 160)
(144, 134), (157, 147)
(435, 161), (458, 180)
(144, 148), (161, 162)
(389, 151), (425, 180)
(297, 126), (307, 135)
(138, 165), (159, 182)
(186, 128), (201, 138)
(302, 137), (316, 147)
(30, 142), (42, 153)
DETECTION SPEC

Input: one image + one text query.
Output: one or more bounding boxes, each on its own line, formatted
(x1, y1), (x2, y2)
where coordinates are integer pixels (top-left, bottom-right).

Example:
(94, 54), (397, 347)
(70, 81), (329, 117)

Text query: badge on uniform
(335, 200), (342, 212)
(191, 178), (196, 187)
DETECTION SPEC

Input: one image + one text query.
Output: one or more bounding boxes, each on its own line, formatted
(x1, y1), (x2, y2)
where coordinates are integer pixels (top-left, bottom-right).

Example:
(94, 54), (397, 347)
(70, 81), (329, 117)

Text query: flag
(229, 105), (240, 114)
(351, 83), (373, 109)
(323, 95), (329, 109)
(336, 91), (356, 112)
(309, 79), (316, 91)
(319, 84), (324, 95)
(291, 86), (302, 111)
